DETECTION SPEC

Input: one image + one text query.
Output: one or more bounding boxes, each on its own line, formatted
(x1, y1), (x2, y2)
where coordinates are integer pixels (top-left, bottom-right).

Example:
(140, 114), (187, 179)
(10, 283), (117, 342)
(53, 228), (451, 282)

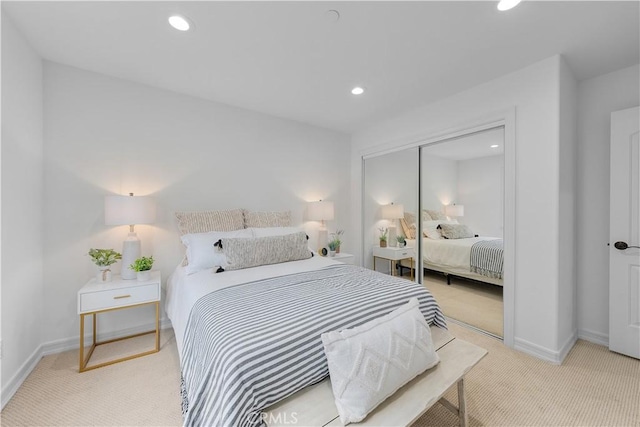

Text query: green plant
(88, 248), (122, 267)
(328, 240), (339, 251)
(397, 235), (406, 244)
(329, 229), (344, 249)
(378, 227), (388, 242)
(129, 256), (154, 272)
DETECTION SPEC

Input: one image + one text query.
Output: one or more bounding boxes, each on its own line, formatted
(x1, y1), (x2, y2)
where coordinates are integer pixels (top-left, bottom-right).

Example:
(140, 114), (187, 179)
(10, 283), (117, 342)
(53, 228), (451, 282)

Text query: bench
(264, 326), (487, 427)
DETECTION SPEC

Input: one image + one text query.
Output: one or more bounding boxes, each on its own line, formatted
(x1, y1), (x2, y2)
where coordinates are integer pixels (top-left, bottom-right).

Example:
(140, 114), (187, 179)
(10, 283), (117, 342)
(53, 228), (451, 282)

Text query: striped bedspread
(470, 239), (504, 279)
(180, 264), (446, 427)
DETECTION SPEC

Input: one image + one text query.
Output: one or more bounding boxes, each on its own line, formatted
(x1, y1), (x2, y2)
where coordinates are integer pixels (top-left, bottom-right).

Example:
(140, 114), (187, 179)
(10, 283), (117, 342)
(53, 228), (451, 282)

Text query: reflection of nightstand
(77, 272), (161, 372)
(332, 252), (354, 265)
(372, 246), (414, 280)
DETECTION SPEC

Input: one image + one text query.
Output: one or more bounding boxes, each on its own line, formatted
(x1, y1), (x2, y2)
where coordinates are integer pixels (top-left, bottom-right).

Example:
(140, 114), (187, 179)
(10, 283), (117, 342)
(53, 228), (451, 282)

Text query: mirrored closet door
(419, 127), (505, 338)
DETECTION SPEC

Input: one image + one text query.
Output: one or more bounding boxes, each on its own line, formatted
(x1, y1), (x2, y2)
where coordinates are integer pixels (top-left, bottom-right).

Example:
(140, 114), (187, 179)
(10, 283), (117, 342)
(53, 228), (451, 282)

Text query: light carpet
(2, 325), (639, 426)
(423, 271), (503, 337)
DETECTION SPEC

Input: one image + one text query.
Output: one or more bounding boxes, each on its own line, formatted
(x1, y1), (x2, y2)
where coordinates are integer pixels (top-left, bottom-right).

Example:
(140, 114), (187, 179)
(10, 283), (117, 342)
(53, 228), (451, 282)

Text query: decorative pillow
(421, 210), (433, 221)
(399, 218), (415, 240)
(175, 209), (245, 235)
(250, 226), (304, 238)
(321, 298), (440, 425)
(244, 211), (291, 228)
(181, 229), (253, 274)
(219, 232), (312, 271)
(426, 209), (447, 221)
(423, 219), (458, 239)
(439, 223), (474, 239)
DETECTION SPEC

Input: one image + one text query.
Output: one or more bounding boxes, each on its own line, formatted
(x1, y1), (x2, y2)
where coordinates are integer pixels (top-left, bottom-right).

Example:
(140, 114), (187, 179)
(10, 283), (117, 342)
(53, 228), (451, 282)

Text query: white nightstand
(372, 246), (414, 280)
(77, 271), (161, 372)
(332, 252), (354, 265)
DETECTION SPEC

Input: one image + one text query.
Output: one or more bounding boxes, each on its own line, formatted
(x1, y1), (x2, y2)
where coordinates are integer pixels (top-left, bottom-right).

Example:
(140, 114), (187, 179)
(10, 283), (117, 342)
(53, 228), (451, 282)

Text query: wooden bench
(264, 326), (487, 427)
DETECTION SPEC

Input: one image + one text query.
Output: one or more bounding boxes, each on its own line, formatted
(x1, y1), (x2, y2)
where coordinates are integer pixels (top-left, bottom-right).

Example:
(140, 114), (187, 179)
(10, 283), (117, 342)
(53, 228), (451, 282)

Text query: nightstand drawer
(79, 283), (159, 313)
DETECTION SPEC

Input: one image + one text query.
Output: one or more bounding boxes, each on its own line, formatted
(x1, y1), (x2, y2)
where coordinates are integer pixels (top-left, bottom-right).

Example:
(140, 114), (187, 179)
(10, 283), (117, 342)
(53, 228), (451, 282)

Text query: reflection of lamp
(105, 193), (156, 279)
(445, 204), (464, 218)
(381, 203), (404, 247)
(308, 200), (334, 251)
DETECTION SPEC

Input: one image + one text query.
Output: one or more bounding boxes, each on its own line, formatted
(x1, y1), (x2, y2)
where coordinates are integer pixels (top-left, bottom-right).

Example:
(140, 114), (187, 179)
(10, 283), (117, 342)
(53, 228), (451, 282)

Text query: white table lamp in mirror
(105, 193), (156, 280)
(308, 200), (334, 252)
(382, 203), (404, 247)
(445, 203), (464, 218)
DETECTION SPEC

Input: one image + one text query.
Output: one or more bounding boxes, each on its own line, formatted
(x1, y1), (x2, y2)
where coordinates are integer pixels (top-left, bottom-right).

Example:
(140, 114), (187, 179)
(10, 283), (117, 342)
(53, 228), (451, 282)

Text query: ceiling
(4, 1), (639, 133)
(422, 127), (505, 161)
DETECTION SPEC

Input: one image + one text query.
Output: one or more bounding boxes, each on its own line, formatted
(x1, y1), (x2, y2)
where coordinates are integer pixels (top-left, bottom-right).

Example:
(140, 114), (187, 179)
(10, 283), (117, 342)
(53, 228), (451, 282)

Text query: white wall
(421, 153), (457, 213)
(557, 57), (578, 356)
(1, 13), (44, 401)
(352, 56), (567, 361)
(576, 63), (640, 345)
(42, 62), (351, 345)
(457, 155), (504, 238)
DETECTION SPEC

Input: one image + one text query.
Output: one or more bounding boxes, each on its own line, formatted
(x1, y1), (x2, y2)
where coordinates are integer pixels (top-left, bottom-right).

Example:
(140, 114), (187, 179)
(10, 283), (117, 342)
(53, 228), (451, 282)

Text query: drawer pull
(114, 294), (131, 300)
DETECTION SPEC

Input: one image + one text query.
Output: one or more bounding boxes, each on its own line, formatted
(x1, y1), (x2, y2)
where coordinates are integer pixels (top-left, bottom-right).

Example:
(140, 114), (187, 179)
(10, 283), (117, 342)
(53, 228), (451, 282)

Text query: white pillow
(321, 298), (440, 425)
(181, 229), (253, 275)
(249, 226), (304, 238)
(423, 219), (458, 240)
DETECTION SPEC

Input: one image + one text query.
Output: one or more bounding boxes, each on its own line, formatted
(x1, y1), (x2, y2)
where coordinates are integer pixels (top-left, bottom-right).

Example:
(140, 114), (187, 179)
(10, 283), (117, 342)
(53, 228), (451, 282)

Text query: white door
(609, 106), (640, 359)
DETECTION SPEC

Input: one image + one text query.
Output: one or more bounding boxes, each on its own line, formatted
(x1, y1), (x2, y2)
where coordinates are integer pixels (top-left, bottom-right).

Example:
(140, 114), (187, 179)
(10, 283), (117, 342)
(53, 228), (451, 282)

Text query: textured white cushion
(175, 209), (245, 235)
(244, 210), (292, 228)
(321, 298), (440, 425)
(249, 226), (304, 238)
(220, 232), (312, 271)
(423, 219), (458, 239)
(181, 229), (253, 275)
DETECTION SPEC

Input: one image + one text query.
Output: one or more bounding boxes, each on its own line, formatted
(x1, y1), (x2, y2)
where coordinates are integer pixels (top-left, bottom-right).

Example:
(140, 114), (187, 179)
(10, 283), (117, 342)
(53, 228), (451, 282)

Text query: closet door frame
(359, 108), (516, 348)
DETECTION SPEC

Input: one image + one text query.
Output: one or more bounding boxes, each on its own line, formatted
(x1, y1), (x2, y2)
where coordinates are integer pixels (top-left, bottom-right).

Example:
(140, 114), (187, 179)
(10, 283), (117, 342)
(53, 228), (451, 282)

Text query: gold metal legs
(79, 301), (160, 373)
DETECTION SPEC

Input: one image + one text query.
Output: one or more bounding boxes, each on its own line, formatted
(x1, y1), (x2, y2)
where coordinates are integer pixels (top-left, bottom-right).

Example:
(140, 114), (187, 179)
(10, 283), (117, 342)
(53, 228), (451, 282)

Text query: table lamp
(308, 200), (334, 252)
(445, 203), (464, 218)
(105, 193), (156, 279)
(381, 203), (404, 247)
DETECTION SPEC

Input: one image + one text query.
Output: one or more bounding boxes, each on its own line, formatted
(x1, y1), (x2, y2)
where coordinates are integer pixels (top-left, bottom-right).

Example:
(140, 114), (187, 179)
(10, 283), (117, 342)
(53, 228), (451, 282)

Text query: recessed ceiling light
(497, 0), (521, 11)
(351, 87), (365, 95)
(168, 15), (192, 31)
(490, 144), (499, 148)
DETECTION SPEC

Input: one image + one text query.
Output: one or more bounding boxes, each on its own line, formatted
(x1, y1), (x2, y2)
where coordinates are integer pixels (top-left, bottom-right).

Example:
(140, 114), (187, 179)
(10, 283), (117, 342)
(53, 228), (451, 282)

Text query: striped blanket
(180, 264), (446, 427)
(470, 239), (504, 279)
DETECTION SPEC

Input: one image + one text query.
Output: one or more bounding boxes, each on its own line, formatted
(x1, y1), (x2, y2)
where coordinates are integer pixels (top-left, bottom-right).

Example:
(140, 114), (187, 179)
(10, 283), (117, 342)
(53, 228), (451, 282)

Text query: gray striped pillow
(244, 211), (292, 228)
(220, 232), (312, 271)
(175, 209), (245, 235)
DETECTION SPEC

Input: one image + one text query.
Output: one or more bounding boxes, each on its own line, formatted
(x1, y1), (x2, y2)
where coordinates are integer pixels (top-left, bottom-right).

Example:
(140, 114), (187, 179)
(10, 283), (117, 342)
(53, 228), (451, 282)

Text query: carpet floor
(423, 271), (503, 337)
(2, 324), (638, 426)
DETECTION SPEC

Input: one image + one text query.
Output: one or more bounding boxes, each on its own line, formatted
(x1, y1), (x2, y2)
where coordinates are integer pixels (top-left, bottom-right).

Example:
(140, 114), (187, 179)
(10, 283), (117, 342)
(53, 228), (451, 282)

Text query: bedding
(219, 232), (312, 271)
(439, 223), (474, 239)
(244, 210), (291, 228)
(470, 239), (504, 279)
(166, 257), (446, 427)
(181, 229), (253, 274)
(175, 209), (245, 235)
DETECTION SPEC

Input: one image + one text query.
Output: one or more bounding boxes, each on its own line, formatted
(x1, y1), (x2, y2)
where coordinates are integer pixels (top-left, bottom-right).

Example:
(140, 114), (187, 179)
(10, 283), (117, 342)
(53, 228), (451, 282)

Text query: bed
(166, 254), (447, 426)
(400, 215), (504, 287)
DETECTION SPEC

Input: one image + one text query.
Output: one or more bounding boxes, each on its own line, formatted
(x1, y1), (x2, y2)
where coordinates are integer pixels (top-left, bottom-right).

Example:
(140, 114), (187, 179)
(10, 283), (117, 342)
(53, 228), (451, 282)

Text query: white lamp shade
(381, 203), (404, 219)
(308, 200), (335, 221)
(445, 204), (464, 217)
(105, 195), (156, 225)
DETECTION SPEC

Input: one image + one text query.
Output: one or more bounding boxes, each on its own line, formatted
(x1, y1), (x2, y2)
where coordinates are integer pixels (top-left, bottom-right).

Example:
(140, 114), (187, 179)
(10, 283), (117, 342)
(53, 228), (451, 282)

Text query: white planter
(96, 267), (112, 283)
(329, 250), (336, 257)
(137, 270), (152, 281)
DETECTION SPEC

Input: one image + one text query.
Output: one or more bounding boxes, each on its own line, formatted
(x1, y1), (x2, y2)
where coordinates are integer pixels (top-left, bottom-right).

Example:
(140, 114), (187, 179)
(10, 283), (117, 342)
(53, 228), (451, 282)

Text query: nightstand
(372, 246), (414, 280)
(332, 252), (354, 265)
(77, 271), (161, 372)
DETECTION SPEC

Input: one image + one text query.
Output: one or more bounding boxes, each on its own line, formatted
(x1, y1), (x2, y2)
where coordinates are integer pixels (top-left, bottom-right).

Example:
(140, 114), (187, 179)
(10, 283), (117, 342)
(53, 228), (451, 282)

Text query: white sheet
(165, 255), (342, 357)
(409, 237), (500, 270)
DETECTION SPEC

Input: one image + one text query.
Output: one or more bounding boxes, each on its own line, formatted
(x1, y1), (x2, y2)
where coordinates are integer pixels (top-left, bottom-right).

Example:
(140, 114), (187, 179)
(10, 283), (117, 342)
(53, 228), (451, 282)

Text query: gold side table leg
(155, 301), (160, 351)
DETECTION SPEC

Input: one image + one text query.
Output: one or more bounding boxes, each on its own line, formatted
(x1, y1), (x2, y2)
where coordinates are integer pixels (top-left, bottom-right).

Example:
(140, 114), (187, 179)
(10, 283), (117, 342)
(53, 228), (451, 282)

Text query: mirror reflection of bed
(363, 127), (506, 339)
(418, 127), (505, 338)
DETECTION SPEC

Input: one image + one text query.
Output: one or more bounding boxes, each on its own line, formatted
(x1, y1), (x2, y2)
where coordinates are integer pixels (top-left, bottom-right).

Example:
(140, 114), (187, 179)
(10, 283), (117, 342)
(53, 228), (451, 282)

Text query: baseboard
(578, 328), (609, 347)
(1, 318), (173, 410)
(514, 331), (577, 365)
(1, 344), (43, 409)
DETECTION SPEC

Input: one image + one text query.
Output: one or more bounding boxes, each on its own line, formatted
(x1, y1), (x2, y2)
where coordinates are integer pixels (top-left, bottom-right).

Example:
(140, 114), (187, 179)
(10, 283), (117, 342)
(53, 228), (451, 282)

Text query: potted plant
(397, 235), (406, 247)
(379, 227), (388, 248)
(329, 229), (344, 254)
(327, 240), (339, 257)
(130, 256), (154, 281)
(88, 248), (122, 283)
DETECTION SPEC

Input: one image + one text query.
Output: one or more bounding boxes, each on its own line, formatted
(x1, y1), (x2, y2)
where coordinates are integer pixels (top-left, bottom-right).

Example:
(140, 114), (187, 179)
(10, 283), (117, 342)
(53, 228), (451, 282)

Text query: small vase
(398, 241), (406, 248)
(336, 246), (341, 254)
(380, 240), (387, 248)
(329, 250), (336, 257)
(96, 267), (112, 283)
(137, 270), (151, 281)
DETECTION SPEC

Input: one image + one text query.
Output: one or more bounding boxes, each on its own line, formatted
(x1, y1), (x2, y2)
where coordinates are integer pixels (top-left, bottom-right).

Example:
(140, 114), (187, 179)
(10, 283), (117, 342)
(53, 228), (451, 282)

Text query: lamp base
(121, 233), (141, 280)
(318, 228), (329, 253)
(388, 224), (397, 247)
